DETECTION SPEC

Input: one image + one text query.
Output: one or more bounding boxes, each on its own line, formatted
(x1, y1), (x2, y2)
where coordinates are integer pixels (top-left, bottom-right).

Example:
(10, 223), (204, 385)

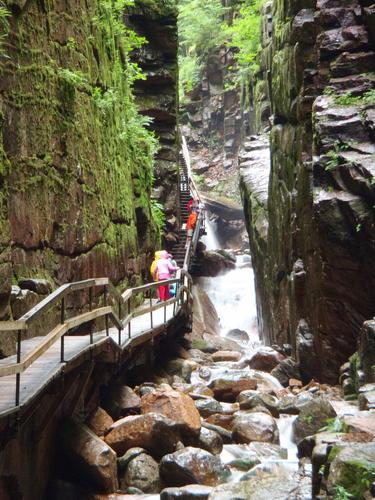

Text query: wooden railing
(0, 271), (193, 407)
(0, 138), (202, 410)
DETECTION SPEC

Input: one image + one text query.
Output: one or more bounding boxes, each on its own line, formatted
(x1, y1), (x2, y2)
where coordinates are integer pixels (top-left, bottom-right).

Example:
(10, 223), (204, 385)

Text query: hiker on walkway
(153, 250), (179, 301)
(150, 250), (163, 299)
(168, 253), (178, 297)
(187, 198), (197, 213)
(185, 208), (198, 248)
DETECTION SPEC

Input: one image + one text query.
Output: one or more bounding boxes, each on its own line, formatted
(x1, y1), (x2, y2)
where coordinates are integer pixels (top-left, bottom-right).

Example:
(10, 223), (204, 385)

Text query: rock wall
(241, 0), (375, 382)
(0, 0), (178, 354)
(128, 1), (180, 242)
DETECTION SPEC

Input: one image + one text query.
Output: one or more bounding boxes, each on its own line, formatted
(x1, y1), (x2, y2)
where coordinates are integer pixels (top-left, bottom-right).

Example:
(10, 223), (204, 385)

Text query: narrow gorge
(0, 0), (374, 499)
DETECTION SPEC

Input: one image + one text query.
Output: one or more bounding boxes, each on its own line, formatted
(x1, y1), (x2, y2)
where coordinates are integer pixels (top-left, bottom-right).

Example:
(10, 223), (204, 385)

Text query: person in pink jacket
(153, 250), (179, 301)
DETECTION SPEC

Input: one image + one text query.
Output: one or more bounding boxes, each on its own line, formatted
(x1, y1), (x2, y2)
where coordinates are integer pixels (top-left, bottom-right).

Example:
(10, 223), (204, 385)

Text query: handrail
(0, 136), (200, 411)
(0, 268), (193, 408)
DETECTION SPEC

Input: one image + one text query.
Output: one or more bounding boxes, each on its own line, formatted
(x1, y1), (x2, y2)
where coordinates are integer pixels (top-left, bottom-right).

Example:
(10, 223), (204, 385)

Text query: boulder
(18, 278), (52, 295)
(191, 285), (221, 338)
(232, 411), (279, 444)
(211, 351), (241, 362)
(102, 385), (141, 419)
(10, 289), (40, 320)
(201, 422), (233, 444)
(293, 396), (337, 442)
(221, 443), (287, 471)
(183, 427), (223, 455)
(226, 329), (249, 343)
(160, 447), (230, 487)
(165, 359), (196, 383)
(238, 391), (279, 418)
(121, 452), (161, 493)
(59, 420), (118, 492)
(141, 389), (201, 436)
(327, 443), (375, 498)
(248, 347), (285, 372)
(205, 414), (234, 431)
(208, 375), (257, 402)
(160, 484), (213, 500)
(271, 358), (301, 387)
(278, 392), (313, 415)
(208, 466), (308, 499)
(343, 411), (375, 438)
(86, 408), (114, 437)
(195, 398), (223, 418)
(117, 448), (146, 471)
(104, 413), (180, 457)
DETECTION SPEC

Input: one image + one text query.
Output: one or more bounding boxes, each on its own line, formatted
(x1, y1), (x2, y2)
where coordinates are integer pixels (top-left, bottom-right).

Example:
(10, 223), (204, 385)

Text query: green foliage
(178, 0), (225, 101)
(333, 485), (353, 500)
(324, 140), (353, 171)
(302, 414), (314, 425)
(223, 0), (264, 81)
(57, 68), (87, 87)
(320, 417), (348, 433)
(150, 200), (165, 233)
(334, 89), (375, 107)
(0, 2), (10, 59)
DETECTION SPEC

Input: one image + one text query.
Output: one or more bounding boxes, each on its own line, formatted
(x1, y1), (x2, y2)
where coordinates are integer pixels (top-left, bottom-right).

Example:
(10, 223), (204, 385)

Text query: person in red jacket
(185, 209), (198, 248)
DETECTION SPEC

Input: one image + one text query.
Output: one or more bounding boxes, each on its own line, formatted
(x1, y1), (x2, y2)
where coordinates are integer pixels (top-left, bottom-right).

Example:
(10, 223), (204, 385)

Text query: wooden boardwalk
(0, 300), (178, 417)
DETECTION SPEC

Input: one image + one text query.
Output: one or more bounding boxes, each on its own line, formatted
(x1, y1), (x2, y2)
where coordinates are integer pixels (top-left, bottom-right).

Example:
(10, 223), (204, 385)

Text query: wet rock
(238, 391), (279, 418)
(183, 427), (223, 455)
(165, 359), (196, 383)
(160, 484), (213, 500)
(208, 466), (308, 499)
(102, 385), (141, 420)
(343, 411), (375, 438)
(271, 358), (301, 387)
(86, 407), (114, 437)
(117, 448), (146, 471)
(358, 391), (375, 411)
(222, 442), (287, 471)
(232, 411), (279, 444)
(59, 420), (118, 492)
(208, 374), (257, 402)
(326, 442), (375, 498)
(192, 250), (236, 277)
(248, 347), (285, 372)
(201, 422), (233, 444)
(121, 452), (161, 493)
(141, 389), (201, 436)
(104, 413), (180, 457)
(18, 278), (52, 295)
(191, 285), (221, 338)
(211, 350), (241, 362)
(226, 329), (249, 343)
(10, 289), (39, 320)
(195, 398), (223, 418)
(205, 414), (234, 431)
(160, 447), (230, 487)
(278, 392), (313, 415)
(293, 396), (337, 442)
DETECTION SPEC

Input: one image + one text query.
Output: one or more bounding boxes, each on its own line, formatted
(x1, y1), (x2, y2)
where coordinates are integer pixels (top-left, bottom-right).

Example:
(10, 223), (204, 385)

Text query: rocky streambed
(47, 322), (375, 499)
(46, 256), (375, 500)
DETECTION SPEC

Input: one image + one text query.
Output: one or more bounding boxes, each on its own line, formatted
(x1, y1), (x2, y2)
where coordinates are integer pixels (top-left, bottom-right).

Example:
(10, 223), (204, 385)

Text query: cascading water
(195, 216), (301, 483)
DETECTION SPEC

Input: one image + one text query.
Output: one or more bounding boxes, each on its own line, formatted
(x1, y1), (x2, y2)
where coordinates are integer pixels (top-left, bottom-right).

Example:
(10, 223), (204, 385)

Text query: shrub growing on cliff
(0, 2), (10, 59)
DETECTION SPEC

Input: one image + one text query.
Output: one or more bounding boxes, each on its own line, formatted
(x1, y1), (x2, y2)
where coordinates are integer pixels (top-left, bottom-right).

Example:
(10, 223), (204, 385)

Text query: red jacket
(186, 212), (197, 230)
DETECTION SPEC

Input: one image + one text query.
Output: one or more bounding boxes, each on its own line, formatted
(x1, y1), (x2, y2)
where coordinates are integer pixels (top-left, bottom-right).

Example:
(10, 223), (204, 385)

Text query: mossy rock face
(327, 443), (375, 498)
(0, 0), (180, 354)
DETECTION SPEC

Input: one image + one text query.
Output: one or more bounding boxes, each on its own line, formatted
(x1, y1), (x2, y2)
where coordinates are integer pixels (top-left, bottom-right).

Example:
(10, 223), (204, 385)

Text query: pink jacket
(154, 258), (178, 280)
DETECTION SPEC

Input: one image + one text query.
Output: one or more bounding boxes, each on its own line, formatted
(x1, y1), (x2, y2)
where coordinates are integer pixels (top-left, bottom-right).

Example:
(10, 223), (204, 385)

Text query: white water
(196, 256), (259, 343)
(201, 215), (220, 250)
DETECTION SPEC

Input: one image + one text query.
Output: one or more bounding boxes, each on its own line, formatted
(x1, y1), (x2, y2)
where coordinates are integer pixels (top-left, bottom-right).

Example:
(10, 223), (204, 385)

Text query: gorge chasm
(0, 0), (375, 498)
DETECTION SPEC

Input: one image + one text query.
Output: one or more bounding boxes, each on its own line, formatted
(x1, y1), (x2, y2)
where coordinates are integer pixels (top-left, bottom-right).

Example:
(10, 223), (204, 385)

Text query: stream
(194, 216), (303, 484)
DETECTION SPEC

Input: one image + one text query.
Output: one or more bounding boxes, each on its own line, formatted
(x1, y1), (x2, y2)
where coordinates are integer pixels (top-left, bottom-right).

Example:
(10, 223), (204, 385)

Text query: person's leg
(164, 285), (170, 300)
(158, 285), (165, 301)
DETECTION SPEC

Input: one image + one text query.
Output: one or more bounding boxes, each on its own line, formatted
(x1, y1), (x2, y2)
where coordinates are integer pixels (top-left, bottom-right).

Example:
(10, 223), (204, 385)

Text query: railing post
(118, 300), (122, 345)
(128, 299), (131, 339)
(164, 300), (167, 324)
(149, 292), (153, 329)
(89, 287), (93, 344)
(104, 286), (109, 337)
(60, 297), (65, 363)
(15, 329), (22, 406)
